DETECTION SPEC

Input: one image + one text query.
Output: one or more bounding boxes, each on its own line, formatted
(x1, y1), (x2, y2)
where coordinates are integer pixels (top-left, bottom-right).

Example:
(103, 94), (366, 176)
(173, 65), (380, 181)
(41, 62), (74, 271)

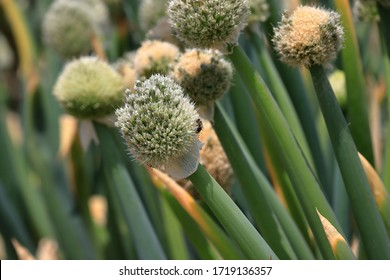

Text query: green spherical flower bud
(249, 0), (270, 23)
(139, 0), (168, 31)
(167, 0), (250, 52)
(53, 57), (125, 119)
(353, 0), (379, 22)
(115, 74), (202, 179)
(272, 6), (344, 67)
(134, 40), (180, 78)
(42, 0), (97, 58)
(173, 49), (233, 105)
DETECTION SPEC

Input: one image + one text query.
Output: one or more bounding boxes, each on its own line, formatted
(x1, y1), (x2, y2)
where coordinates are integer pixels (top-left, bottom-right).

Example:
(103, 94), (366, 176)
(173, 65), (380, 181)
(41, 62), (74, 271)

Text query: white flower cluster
(168, 0), (250, 52)
(115, 75), (202, 178)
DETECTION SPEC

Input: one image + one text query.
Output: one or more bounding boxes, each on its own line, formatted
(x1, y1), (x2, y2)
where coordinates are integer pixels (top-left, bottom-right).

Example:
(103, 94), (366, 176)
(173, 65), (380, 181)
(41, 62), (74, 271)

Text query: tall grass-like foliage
(0, 0), (389, 260)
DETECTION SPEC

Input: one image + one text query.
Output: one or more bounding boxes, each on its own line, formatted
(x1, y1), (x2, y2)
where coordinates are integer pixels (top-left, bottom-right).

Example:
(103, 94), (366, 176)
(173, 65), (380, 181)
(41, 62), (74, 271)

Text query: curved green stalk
(214, 103), (296, 259)
(214, 102), (314, 259)
(31, 151), (97, 260)
(334, 0), (374, 164)
(0, 182), (35, 254)
(188, 164), (278, 260)
(229, 73), (267, 173)
(160, 197), (189, 259)
(264, 2), (331, 201)
(248, 29), (319, 180)
(228, 45), (338, 259)
(95, 123), (166, 260)
(309, 64), (390, 259)
(228, 74), (311, 242)
(155, 180), (245, 260)
(159, 189), (230, 260)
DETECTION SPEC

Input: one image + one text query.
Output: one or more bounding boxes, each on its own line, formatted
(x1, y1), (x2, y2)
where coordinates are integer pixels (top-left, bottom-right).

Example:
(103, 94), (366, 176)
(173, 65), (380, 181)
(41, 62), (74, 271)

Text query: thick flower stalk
(115, 74), (202, 179)
(167, 0), (250, 52)
(180, 120), (234, 198)
(272, 6), (344, 67)
(272, 6), (390, 259)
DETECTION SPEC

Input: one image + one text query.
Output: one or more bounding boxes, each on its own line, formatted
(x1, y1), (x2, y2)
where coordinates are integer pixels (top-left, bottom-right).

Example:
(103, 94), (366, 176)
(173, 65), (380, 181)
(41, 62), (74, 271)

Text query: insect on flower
(196, 118), (203, 134)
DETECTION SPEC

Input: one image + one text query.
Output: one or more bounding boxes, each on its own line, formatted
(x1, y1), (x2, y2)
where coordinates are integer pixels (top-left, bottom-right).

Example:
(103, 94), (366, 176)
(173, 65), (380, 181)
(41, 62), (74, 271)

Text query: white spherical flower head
(115, 74), (202, 179)
(168, 0), (250, 52)
(272, 6), (344, 67)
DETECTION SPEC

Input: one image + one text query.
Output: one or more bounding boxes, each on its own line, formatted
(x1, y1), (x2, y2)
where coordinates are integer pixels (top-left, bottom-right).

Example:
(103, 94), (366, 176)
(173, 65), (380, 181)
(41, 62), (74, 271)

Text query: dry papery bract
(180, 120), (233, 199)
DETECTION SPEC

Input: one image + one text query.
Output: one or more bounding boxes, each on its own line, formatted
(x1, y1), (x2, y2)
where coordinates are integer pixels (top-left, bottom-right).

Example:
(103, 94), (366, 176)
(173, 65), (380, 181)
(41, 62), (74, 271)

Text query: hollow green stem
(335, 0), (374, 164)
(159, 190), (218, 260)
(229, 45), (338, 259)
(309, 64), (390, 259)
(188, 164), (278, 260)
(215, 102), (314, 259)
(248, 29), (323, 184)
(95, 123), (166, 260)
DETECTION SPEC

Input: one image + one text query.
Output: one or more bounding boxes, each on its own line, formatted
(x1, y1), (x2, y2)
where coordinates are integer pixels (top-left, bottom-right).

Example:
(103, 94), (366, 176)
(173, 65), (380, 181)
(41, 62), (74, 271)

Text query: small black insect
(195, 118), (203, 134)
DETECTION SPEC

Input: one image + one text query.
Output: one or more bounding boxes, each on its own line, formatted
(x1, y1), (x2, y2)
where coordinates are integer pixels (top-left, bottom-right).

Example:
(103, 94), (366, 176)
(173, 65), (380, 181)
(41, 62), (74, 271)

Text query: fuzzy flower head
(42, 0), (97, 58)
(173, 49), (233, 106)
(139, 0), (168, 31)
(272, 6), (344, 67)
(167, 0), (250, 52)
(134, 40), (180, 78)
(115, 74), (202, 179)
(53, 57), (125, 119)
(353, 0), (379, 22)
(75, 0), (110, 34)
(249, 0), (270, 23)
